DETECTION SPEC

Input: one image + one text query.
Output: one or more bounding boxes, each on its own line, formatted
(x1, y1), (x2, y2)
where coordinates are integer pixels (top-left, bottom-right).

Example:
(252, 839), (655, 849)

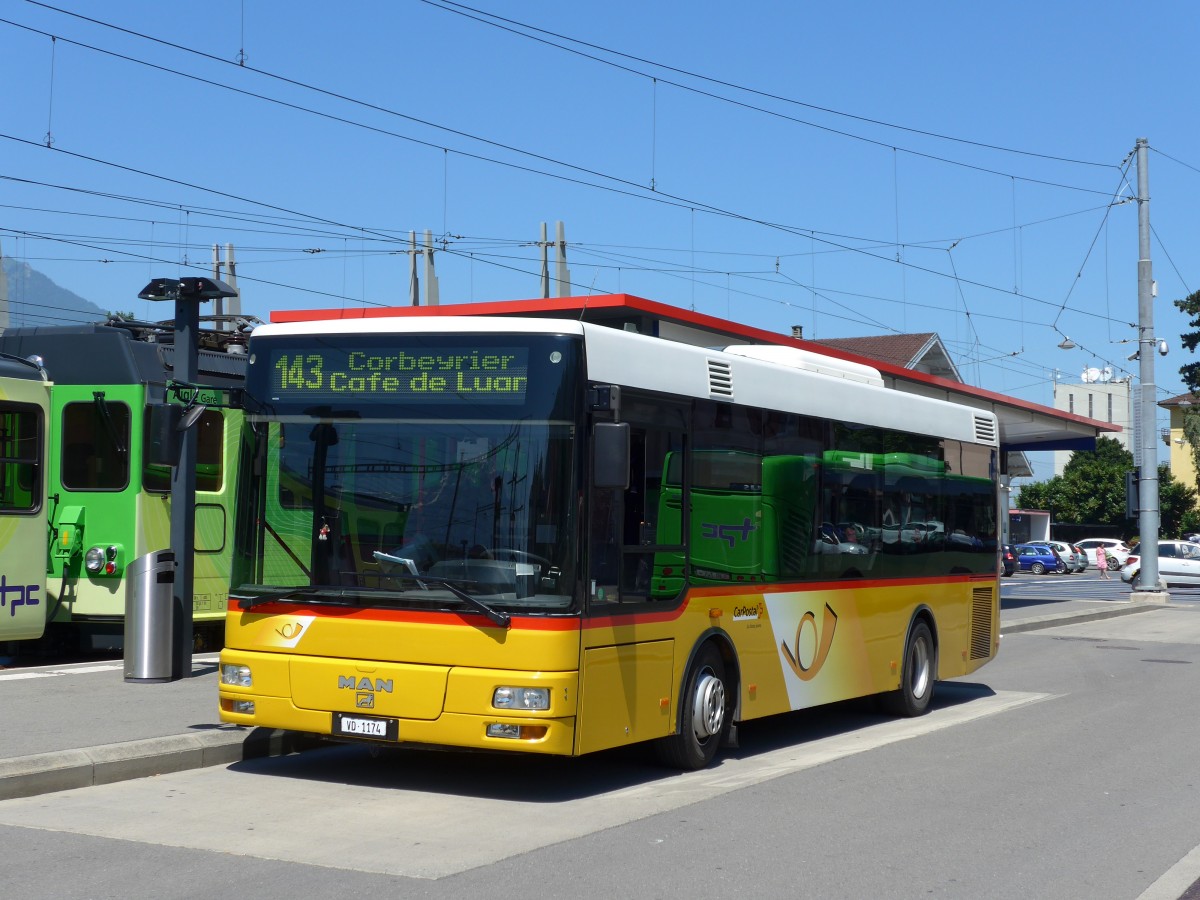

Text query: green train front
(0, 323), (246, 650)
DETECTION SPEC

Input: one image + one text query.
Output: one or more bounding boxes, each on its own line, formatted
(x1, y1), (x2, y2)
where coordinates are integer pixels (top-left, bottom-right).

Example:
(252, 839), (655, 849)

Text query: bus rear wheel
(654, 643), (728, 770)
(880, 619), (935, 718)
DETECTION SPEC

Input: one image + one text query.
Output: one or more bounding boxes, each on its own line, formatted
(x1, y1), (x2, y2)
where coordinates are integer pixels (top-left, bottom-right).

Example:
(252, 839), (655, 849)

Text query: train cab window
(62, 399), (130, 491)
(143, 408), (225, 493)
(0, 403), (42, 512)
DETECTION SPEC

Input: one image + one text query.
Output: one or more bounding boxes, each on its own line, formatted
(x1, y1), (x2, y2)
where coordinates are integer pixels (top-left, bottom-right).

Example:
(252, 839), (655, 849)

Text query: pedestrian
(1096, 548), (1109, 579)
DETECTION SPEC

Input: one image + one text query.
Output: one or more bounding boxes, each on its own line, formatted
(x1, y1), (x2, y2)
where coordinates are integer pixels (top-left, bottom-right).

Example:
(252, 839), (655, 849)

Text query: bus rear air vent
(973, 415), (997, 444)
(707, 359), (734, 399)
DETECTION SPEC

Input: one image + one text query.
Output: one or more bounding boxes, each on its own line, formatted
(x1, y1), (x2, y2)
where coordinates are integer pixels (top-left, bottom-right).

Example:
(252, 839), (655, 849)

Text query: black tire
(880, 619), (935, 717)
(1055, 561), (1067, 574)
(1030, 562), (1046, 575)
(654, 643), (728, 770)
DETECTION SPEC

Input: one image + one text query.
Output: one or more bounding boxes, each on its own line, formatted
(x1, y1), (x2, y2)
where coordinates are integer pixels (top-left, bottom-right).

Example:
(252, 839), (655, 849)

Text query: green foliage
(1176, 288), (1200, 392)
(1015, 437), (1172, 536)
(1014, 437), (1198, 537)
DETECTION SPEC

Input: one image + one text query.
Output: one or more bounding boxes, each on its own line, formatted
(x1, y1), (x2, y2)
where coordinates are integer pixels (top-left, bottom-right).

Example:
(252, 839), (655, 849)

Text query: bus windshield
(232, 332), (582, 615)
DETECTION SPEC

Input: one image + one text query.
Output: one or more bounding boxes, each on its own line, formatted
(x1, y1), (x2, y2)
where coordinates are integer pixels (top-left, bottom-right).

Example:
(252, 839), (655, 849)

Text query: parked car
(1074, 538), (1131, 569)
(1047, 540), (1087, 573)
(1013, 543), (1065, 575)
(1001, 545), (1017, 577)
(1120, 540), (1200, 587)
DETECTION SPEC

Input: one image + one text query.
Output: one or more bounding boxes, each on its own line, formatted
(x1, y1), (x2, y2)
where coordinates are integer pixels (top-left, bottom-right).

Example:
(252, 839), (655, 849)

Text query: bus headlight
(492, 686), (550, 710)
(221, 664), (252, 687)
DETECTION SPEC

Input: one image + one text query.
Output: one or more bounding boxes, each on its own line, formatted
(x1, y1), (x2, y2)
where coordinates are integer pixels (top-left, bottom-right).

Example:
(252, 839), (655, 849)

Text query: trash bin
(124, 550), (176, 683)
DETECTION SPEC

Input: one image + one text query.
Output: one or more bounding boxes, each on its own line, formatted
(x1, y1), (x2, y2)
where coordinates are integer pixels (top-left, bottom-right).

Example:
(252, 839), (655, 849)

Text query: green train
(0, 354), (53, 648)
(0, 318), (248, 651)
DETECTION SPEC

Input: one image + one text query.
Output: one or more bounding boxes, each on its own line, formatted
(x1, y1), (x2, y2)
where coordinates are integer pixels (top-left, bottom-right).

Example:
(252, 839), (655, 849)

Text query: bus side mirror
(594, 422), (630, 489)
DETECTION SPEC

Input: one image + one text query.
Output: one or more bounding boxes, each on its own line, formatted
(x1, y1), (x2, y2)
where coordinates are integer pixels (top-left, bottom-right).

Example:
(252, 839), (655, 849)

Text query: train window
(0, 403), (42, 512)
(143, 409), (225, 493)
(62, 400), (130, 491)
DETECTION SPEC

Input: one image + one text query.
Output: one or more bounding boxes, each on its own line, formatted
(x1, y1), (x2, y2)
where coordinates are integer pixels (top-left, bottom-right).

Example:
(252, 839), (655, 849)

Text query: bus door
(577, 394), (686, 755)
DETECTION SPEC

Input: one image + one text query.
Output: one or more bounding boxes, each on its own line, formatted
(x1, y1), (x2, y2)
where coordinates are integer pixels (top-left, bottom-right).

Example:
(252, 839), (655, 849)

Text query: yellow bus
(219, 317), (1000, 768)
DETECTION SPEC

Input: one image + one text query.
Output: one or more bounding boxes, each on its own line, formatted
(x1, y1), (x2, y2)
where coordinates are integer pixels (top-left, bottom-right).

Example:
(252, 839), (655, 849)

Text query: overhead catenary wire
(3, 2), (1189, 409)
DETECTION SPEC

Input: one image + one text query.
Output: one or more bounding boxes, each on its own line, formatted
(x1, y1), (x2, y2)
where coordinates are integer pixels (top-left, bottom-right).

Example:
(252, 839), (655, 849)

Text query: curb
(1002, 602), (1162, 635)
(0, 727), (323, 801)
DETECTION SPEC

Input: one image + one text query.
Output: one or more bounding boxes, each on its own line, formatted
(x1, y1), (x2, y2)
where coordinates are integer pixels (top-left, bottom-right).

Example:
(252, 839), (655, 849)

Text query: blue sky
(2, 1), (1198, 472)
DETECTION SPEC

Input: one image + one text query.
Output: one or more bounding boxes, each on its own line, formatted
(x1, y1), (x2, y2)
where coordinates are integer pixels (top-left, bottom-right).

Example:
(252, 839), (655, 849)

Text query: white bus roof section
(256, 315), (997, 447)
(720, 344), (884, 387)
(581, 325), (995, 446)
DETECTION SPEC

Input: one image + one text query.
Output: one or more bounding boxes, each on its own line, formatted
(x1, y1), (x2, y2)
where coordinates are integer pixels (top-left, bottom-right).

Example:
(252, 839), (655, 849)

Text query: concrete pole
(409, 231), (419, 306)
(1132, 137), (1167, 600)
(423, 230), (439, 306)
(554, 220), (571, 298)
(225, 244), (241, 318)
(540, 222), (550, 299)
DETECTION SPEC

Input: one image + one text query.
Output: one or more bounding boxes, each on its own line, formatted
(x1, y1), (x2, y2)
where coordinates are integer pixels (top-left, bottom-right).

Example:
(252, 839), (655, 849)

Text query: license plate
(332, 712), (399, 741)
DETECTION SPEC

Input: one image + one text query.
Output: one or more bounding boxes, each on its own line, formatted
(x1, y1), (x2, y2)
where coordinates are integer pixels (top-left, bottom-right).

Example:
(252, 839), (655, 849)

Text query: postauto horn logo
(780, 603), (838, 682)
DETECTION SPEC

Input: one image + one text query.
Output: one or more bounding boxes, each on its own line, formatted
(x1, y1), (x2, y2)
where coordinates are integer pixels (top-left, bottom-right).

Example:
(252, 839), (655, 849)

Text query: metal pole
(170, 294), (200, 677)
(1133, 137), (1165, 597)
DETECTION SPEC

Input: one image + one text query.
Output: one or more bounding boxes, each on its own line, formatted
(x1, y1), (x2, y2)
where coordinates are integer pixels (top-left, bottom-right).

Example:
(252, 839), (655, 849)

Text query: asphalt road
(3, 589), (1200, 899)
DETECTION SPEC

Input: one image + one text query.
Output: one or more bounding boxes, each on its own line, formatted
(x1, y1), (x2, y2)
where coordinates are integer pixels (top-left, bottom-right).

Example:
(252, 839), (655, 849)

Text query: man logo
(780, 604), (838, 681)
(356, 693), (375, 709)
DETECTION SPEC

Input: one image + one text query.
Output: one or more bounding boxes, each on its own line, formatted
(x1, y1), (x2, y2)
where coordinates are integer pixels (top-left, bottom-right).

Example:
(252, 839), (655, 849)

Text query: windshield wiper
(235, 579), (511, 628)
(372, 551), (509, 627)
(234, 588), (346, 611)
(420, 577), (511, 629)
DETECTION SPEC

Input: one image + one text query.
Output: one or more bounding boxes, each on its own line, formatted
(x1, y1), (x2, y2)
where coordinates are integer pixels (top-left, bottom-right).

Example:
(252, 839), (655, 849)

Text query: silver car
(1075, 538), (1131, 569)
(1047, 540), (1087, 573)
(1120, 541), (1200, 587)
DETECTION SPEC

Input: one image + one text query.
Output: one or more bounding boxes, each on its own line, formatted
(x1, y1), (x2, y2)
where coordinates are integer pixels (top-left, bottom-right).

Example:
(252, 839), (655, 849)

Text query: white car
(1119, 541), (1200, 587)
(1075, 538), (1131, 569)
(1047, 540), (1087, 573)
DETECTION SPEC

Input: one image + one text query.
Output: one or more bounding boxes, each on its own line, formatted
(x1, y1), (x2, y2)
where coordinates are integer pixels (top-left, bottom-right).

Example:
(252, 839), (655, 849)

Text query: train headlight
(492, 686), (550, 710)
(84, 544), (123, 576)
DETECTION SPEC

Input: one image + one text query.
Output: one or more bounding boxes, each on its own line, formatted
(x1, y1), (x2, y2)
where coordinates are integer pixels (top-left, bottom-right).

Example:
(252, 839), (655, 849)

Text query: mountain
(1, 258), (109, 329)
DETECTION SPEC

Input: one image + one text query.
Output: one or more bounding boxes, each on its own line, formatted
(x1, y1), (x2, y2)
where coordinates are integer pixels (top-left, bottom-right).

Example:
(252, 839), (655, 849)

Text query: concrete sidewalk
(0, 595), (1170, 801)
(0, 654), (318, 801)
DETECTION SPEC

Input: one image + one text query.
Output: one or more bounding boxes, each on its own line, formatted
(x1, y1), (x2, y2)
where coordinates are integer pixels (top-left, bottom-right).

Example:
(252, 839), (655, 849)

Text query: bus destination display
(268, 347), (530, 403)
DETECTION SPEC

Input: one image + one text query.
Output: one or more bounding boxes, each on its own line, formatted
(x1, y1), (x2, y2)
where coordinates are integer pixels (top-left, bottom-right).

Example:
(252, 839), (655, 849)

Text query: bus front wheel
(880, 619), (935, 718)
(655, 643), (728, 770)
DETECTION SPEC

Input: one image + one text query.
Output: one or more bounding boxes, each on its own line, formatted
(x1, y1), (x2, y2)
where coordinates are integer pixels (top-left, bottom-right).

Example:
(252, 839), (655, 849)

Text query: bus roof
(269, 293), (1115, 453)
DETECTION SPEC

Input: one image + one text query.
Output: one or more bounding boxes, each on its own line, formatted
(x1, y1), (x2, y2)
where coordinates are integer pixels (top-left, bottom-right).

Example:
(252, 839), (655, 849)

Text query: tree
(1013, 437), (1137, 532)
(1175, 288), (1200, 392)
